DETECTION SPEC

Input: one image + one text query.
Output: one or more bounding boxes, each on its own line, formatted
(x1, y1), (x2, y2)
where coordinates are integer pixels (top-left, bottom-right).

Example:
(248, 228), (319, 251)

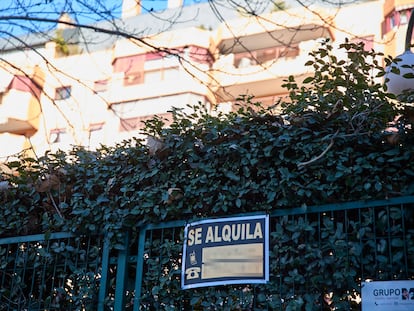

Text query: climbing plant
(0, 40), (413, 310)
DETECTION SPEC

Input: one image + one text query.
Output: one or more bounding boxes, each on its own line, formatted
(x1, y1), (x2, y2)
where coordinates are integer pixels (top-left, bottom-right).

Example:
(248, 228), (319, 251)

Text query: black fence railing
(0, 196), (413, 310)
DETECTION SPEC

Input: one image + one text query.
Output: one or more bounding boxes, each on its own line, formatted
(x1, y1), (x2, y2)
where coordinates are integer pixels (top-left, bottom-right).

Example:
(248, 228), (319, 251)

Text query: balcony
(212, 42), (321, 101)
(0, 75), (42, 137)
(383, 0), (414, 16)
(105, 69), (213, 105)
(215, 6), (333, 54)
(212, 7), (333, 102)
(0, 94), (41, 136)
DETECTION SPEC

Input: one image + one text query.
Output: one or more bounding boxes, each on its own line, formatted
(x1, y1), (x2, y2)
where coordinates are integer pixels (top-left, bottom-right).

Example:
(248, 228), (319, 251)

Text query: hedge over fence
(0, 40), (413, 239)
(1, 39), (414, 310)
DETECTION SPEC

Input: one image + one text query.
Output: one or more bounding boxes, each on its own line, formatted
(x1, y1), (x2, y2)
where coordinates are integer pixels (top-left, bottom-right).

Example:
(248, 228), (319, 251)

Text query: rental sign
(181, 214), (269, 289)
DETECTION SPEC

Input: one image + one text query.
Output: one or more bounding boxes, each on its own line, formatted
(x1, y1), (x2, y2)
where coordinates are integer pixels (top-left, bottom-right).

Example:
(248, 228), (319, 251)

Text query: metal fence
(1, 196), (413, 310)
(0, 233), (108, 310)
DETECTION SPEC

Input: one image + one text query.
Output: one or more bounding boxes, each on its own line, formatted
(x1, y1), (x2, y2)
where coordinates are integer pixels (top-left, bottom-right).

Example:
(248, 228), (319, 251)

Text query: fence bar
(270, 195), (414, 217)
(114, 231), (130, 311)
(98, 235), (111, 311)
(133, 226), (147, 311)
(0, 196), (413, 310)
(0, 232), (75, 245)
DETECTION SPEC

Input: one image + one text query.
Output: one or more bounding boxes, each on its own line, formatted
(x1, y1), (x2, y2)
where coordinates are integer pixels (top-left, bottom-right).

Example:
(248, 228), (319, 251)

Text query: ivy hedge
(0, 40), (414, 310)
(1, 40), (413, 237)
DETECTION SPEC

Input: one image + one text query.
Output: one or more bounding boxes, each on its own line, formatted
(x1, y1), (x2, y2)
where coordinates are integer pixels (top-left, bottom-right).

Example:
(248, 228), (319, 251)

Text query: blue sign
(181, 214), (269, 289)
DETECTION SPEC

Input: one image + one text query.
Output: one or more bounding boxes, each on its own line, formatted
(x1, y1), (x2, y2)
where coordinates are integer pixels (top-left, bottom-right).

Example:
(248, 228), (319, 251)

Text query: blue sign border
(181, 214), (269, 289)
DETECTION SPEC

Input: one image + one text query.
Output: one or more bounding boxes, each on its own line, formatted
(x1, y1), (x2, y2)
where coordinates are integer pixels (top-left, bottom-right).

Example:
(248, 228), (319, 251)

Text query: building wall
(0, 0), (410, 160)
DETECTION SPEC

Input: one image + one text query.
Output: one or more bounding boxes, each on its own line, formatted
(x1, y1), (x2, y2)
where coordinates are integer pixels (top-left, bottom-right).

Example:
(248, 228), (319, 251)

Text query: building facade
(0, 0), (411, 160)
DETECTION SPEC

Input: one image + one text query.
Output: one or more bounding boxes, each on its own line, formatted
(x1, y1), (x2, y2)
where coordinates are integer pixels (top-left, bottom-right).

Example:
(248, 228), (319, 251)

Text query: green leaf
(224, 170), (240, 182)
(302, 76), (314, 83)
(383, 148), (400, 156)
(402, 72), (414, 79)
(190, 296), (201, 305)
(374, 181), (382, 191)
(391, 238), (404, 247)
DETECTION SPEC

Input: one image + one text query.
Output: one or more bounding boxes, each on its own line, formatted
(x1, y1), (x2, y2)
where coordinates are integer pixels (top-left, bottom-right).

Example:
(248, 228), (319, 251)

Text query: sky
(0, 0), (209, 36)
(140, 0), (209, 12)
(0, 0), (210, 17)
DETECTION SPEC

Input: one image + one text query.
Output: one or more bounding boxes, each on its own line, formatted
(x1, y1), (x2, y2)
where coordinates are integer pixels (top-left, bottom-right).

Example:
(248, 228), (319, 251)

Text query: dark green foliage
(136, 203), (414, 310)
(1, 40), (411, 237)
(0, 40), (414, 309)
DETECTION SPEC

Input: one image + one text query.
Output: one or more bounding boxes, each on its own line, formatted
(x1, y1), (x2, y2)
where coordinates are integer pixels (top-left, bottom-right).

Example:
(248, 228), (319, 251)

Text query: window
(233, 45), (299, 68)
(49, 128), (73, 151)
(55, 86), (71, 100)
(389, 15), (395, 29)
(400, 11), (408, 25)
(119, 117), (142, 132)
(49, 128), (71, 147)
(144, 70), (161, 83)
(113, 54), (145, 86)
(256, 48), (277, 64)
(144, 67), (179, 83)
(123, 72), (143, 86)
(382, 9), (413, 35)
(50, 128), (66, 143)
(93, 80), (108, 93)
(281, 46), (300, 58)
(236, 56), (254, 68)
(119, 113), (172, 132)
(185, 46), (214, 64)
(350, 36), (374, 51)
(88, 123), (104, 149)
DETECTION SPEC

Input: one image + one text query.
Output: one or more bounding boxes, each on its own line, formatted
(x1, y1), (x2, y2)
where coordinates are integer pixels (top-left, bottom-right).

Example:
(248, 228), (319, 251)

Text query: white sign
(181, 214), (269, 289)
(361, 280), (414, 310)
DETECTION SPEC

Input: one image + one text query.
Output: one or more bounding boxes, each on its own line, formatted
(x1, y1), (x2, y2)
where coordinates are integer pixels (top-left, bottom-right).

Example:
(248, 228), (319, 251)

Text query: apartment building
(0, 0), (411, 160)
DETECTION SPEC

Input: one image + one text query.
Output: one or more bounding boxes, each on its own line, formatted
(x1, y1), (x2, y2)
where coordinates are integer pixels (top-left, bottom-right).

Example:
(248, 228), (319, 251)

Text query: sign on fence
(361, 280), (414, 310)
(181, 214), (269, 289)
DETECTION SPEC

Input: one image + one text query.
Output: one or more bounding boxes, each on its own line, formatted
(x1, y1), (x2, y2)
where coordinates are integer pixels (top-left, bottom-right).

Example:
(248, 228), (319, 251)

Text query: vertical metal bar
(290, 214), (295, 298)
(114, 231), (129, 311)
(40, 239), (52, 309)
(386, 205), (393, 280)
(20, 242), (28, 308)
(0, 244), (7, 283)
(133, 226), (147, 311)
(98, 235), (111, 311)
(61, 238), (69, 289)
(11, 243), (21, 310)
(344, 209), (351, 309)
(29, 242), (38, 309)
(372, 207), (378, 279)
(304, 212), (310, 298)
(401, 203), (409, 277)
(344, 209), (349, 266)
(358, 208), (364, 280)
(74, 237), (81, 269)
(49, 240), (58, 310)
(279, 217), (283, 310)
